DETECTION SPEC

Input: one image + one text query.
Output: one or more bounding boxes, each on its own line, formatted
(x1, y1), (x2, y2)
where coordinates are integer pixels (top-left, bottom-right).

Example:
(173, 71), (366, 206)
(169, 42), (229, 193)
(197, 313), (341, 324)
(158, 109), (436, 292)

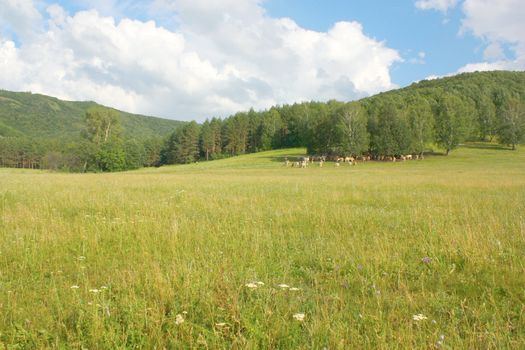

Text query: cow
(405, 154), (412, 160)
(319, 160), (324, 167)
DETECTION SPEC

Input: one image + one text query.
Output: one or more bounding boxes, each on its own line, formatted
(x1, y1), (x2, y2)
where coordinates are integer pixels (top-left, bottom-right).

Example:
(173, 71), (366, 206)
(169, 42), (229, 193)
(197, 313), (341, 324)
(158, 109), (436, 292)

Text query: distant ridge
(0, 90), (183, 140)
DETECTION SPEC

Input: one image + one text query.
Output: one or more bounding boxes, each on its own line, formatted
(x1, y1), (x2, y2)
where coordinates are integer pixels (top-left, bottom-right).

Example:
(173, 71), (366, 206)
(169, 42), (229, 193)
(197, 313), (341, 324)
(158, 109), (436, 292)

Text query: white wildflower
(70, 285), (80, 289)
(245, 283), (258, 289)
(175, 314), (185, 325)
(100, 286), (108, 290)
(215, 322), (226, 327)
(77, 256), (86, 261)
(289, 287), (300, 291)
(412, 314), (428, 321)
(89, 289), (100, 293)
(278, 284), (290, 289)
(256, 281), (265, 286)
(293, 313), (305, 322)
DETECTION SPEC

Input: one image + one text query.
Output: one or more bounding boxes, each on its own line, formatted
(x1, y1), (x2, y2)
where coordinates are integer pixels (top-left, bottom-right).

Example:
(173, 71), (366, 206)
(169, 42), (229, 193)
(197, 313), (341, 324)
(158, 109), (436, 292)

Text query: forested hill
(367, 70), (525, 104)
(1, 70), (524, 172)
(0, 90), (182, 140)
(160, 70), (525, 165)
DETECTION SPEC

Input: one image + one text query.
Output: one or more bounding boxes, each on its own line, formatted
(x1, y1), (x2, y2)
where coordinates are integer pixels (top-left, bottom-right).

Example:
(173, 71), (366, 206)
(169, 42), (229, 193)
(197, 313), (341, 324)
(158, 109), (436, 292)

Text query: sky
(0, 0), (523, 121)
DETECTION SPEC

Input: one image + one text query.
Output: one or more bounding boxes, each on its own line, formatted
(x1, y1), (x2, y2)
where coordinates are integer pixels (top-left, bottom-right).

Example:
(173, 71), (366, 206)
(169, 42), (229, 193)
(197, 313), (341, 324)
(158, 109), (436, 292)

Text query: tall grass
(1, 146), (524, 348)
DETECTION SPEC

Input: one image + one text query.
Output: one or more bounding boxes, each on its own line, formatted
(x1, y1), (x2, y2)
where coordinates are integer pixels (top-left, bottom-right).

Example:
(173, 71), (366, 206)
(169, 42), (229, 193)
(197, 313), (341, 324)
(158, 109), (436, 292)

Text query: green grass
(1, 146), (524, 349)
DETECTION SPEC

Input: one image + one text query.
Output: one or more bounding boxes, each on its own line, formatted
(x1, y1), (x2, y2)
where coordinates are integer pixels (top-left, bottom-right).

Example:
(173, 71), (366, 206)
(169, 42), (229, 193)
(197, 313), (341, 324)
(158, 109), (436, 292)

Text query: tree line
(160, 72), (525, 165)
(1, 71), (524, 171)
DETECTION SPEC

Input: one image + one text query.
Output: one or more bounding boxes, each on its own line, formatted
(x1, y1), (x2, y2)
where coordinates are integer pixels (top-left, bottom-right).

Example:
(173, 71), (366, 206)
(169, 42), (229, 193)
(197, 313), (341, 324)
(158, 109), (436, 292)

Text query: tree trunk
(446, 148), (450, 156)
(206, 149), (209, 161)
(512, 143), (516, 150)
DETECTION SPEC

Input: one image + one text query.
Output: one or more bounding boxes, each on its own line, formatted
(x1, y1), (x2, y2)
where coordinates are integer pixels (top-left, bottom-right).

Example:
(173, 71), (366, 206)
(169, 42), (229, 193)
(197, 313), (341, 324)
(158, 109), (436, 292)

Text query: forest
(1, 71), (524, 171)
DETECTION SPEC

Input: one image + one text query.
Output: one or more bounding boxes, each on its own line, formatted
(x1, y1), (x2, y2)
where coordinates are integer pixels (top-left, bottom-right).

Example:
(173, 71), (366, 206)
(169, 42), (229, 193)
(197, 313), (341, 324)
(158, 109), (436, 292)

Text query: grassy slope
(1, 146), (524, 348)
(0, 90), (182, 140)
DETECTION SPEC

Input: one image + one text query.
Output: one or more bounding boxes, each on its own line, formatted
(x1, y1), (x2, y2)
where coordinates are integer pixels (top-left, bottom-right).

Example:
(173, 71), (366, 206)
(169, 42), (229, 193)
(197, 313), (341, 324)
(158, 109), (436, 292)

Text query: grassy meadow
(1, 145), (524, 349)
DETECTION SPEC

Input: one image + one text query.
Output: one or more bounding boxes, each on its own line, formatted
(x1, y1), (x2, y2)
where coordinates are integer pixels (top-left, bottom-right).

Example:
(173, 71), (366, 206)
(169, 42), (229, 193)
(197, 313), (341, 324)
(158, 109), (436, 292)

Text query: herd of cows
(284, 154), (425, 168)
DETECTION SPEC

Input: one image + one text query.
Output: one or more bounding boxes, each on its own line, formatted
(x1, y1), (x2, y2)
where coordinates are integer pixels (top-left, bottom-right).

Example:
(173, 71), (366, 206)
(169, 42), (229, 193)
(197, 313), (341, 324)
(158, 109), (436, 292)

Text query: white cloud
(409, 51), (426, 64)
(0, 0), (42, 40)
(415, 0), (458, 12)
(0, 0), (401, 120)
(457, 0), (525, 72)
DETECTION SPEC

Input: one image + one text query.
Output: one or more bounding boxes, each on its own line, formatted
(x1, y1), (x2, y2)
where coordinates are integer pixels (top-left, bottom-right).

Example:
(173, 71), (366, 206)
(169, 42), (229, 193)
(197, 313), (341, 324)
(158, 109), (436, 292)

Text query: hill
(0, 90), (183, 140)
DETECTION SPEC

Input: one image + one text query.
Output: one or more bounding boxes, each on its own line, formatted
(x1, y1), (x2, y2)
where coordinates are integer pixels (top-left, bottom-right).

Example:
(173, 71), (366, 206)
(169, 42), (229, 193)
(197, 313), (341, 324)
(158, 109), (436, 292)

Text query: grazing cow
(400, 155), (406, 161)
(301, 160), (307, 168)
(319, 160), (324, 167)
(284, 157), (290, 166)
(405, 154), (412, 160)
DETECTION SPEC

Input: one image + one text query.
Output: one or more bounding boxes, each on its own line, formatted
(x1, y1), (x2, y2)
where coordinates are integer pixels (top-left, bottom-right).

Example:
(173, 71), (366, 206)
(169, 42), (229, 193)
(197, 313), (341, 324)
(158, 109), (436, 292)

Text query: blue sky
(264, 0), (484, 86)
(0, 0), (523, 120)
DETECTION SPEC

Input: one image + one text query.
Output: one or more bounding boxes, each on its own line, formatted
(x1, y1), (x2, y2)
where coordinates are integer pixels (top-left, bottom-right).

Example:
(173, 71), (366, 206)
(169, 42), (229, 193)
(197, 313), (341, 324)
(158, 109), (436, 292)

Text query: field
(1, 145), (524, 349)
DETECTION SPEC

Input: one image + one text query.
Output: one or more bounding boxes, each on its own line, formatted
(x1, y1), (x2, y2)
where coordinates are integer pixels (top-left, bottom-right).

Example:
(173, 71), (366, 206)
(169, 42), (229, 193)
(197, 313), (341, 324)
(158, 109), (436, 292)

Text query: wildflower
(421, 256), (432, 264)
(245, 283), (258, 289)
(289, 287), (300, 291)
(175, 314), (185, 325)
(256, 281), (265, 286)
(77, 256), (86, 261)
(89, 289), (100, 293)
(412, 314), (428, 321)
(278, 284), (290, 289)
(182, 311), (188, 315)
(215, 322), (226, 327)
(100, 286), (108, 290)
(293, 313), (305, 322)
(70, 285), (80, 289)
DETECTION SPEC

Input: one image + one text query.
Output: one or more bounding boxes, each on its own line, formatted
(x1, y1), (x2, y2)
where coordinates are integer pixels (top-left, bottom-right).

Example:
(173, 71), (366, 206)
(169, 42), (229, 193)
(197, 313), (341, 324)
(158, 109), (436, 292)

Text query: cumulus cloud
(415, 0), (458, 12)
(456, 0), (525, 72)
(0, 0), (42, 40)
(416, 0), (525, 73)
(0, 0), (401, 120)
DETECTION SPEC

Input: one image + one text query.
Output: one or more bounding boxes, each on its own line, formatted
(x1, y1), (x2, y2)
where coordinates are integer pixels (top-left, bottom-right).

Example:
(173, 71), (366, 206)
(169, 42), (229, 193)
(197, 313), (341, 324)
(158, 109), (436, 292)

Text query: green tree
(434, 95), (471, 155)
(161, 122), (201, 164)
(497, 98), (525, 150)
(372, 103), (410, 156)
(95, 143), (126, 172)
(336, 102), (370, 155)
(406, 97), (434, 156)
(200, 120), (214, 160)
(123, 139), (146, 170)
(83, 107), (123, 171)
(84, 107), (122, 146)
(477, 94), (497, 141)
